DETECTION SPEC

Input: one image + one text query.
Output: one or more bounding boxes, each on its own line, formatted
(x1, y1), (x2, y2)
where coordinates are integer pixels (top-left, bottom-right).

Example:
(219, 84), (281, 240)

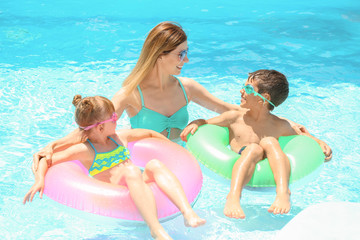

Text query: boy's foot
(268, 191), (291, 215)
(224, 195), (246, 219)
(151, 227), (173, 240)
(183, 209), (206, 227)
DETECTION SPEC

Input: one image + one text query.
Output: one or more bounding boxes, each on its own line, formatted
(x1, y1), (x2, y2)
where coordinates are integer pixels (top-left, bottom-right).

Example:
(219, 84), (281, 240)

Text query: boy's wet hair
(248, 70), (289, 110)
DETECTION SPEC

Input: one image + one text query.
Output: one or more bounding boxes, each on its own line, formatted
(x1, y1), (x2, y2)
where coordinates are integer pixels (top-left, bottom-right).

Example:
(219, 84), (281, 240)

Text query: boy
(180, 69), (332, 219)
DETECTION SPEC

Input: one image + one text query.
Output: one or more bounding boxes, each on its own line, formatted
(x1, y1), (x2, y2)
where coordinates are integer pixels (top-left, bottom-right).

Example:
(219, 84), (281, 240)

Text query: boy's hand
(23, 179), (45, 204)
(180, 124), (199, 142)
(180, 119), (207, 142)
(317, 140), (333, 161)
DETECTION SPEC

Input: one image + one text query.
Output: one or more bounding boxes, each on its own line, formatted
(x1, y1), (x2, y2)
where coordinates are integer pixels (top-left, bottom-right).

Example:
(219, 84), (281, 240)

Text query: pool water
(1, 0), (360, 239)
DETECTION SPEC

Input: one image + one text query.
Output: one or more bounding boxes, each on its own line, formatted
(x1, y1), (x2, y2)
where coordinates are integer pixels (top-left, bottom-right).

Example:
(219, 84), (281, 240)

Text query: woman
(112, 21), (236, 142)
(33, 21), (332, 170)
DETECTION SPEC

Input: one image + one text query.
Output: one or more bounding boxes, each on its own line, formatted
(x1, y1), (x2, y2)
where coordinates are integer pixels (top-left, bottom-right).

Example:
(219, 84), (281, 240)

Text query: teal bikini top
(130, 77), (189, 138)
(87, 137), (130, 176)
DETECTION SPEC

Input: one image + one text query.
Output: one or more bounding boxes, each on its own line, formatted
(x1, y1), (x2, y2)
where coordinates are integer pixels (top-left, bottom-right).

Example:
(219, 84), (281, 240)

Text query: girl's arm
(117, 129), (168, 145)
(181, 77), (239, 113)
(23, 157), (49, 204)
(32, 128), (86, 172)
(24, 144), (91, 204)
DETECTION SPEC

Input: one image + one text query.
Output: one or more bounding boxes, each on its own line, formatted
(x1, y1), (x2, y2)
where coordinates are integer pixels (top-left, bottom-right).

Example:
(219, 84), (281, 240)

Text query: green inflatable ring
(186, 124), (325, 188)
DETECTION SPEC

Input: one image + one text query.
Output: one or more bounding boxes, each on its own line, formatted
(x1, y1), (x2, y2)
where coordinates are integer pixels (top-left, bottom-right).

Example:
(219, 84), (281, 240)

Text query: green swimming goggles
(242, 84), (276, 108)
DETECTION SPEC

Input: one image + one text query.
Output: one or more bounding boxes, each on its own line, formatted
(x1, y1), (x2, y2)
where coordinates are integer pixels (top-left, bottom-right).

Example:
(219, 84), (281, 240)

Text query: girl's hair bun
(72, 94), (83, 106)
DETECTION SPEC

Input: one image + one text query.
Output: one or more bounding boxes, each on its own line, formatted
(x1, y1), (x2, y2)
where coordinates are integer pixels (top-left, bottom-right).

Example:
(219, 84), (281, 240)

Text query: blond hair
(72, 95), (115, 129)
(122, 21), (187, 95)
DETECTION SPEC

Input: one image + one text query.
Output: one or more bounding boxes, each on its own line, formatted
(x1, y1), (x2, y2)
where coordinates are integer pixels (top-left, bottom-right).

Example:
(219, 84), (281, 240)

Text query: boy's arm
(280, 117), (309, 135)
(281, 118), (332, 161)
(32, 128), (86, 172)
(299, 130), (332, 161)
(180, 110), (238, 142)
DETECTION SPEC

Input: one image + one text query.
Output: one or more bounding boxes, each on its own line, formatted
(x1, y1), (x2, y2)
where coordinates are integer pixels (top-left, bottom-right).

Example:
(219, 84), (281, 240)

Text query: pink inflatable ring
(43, 138), (203, 221)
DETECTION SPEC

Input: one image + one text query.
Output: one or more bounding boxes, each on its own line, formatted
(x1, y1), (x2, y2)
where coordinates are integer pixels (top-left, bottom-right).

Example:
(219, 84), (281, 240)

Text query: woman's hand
(23, 178), (45, 204)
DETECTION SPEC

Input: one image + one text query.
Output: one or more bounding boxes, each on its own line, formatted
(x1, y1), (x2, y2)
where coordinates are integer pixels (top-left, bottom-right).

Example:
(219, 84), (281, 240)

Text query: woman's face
(161, 41), (189, 75)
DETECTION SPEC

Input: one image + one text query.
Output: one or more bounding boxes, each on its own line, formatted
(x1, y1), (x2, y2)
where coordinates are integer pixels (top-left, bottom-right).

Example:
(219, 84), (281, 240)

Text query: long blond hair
(122, 21), (187, 95)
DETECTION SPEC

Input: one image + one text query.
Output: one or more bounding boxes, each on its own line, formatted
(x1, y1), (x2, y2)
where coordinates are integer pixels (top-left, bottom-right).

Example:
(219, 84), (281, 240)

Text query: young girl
(23, 95), (205, 240)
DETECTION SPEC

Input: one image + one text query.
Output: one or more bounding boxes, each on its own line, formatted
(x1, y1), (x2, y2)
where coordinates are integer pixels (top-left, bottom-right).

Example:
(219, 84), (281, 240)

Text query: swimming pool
(1, 0), (359, 239)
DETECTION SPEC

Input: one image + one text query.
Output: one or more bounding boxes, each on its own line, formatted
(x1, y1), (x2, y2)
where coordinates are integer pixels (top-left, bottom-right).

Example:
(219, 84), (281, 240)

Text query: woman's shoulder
(176, 76), (204, 95)
(112, 86), (142, 117)
(112, 87), (134, 104)
(177, 76), (197, 87)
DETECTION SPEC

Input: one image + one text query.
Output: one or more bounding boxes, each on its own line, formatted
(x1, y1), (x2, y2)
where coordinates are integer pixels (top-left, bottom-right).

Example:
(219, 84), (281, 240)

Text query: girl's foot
(183, 209), (206, 227)
(150, 227), (173, 240)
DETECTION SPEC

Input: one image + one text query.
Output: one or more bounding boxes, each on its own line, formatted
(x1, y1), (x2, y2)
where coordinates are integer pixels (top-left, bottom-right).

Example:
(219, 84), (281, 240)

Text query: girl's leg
(224, 143), (264, 219)
(259, 137), (291, 215)
(117, 163), (172, 240)
(143, 159), (206, 228)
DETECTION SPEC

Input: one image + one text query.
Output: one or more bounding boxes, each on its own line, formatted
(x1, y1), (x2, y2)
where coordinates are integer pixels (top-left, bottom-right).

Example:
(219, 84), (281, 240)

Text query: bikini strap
(87, 139), (97, 154)
(137, 85), (145, 106)
(176, 77), (189, 104)
(108, 136), (119, 146)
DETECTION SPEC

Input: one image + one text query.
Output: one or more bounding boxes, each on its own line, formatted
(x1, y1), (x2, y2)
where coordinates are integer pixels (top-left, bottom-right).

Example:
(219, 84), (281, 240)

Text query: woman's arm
(181, 77), (239, 113)
(111, 88), (130, 117)
(32, 128), (85, 172)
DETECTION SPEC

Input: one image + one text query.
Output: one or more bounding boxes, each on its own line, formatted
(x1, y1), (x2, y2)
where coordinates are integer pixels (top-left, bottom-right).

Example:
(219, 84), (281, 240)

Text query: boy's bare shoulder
(271, 114), (287, 122)
(271, 114), (296, 135)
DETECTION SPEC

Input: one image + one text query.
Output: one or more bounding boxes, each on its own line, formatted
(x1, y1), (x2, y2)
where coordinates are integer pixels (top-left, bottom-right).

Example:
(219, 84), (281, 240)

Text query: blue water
(1, 0), (360, 239)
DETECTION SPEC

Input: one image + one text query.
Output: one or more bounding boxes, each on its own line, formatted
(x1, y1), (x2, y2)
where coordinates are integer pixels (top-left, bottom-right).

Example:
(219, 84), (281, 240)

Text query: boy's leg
(143, 159), (206, 228)
(224, 143), (264, 219)
(259, 137), (291, 215)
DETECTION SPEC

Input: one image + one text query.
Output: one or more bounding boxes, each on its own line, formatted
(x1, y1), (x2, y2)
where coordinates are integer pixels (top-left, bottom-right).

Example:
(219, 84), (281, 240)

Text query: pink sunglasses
(80, 112), (117, 131)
